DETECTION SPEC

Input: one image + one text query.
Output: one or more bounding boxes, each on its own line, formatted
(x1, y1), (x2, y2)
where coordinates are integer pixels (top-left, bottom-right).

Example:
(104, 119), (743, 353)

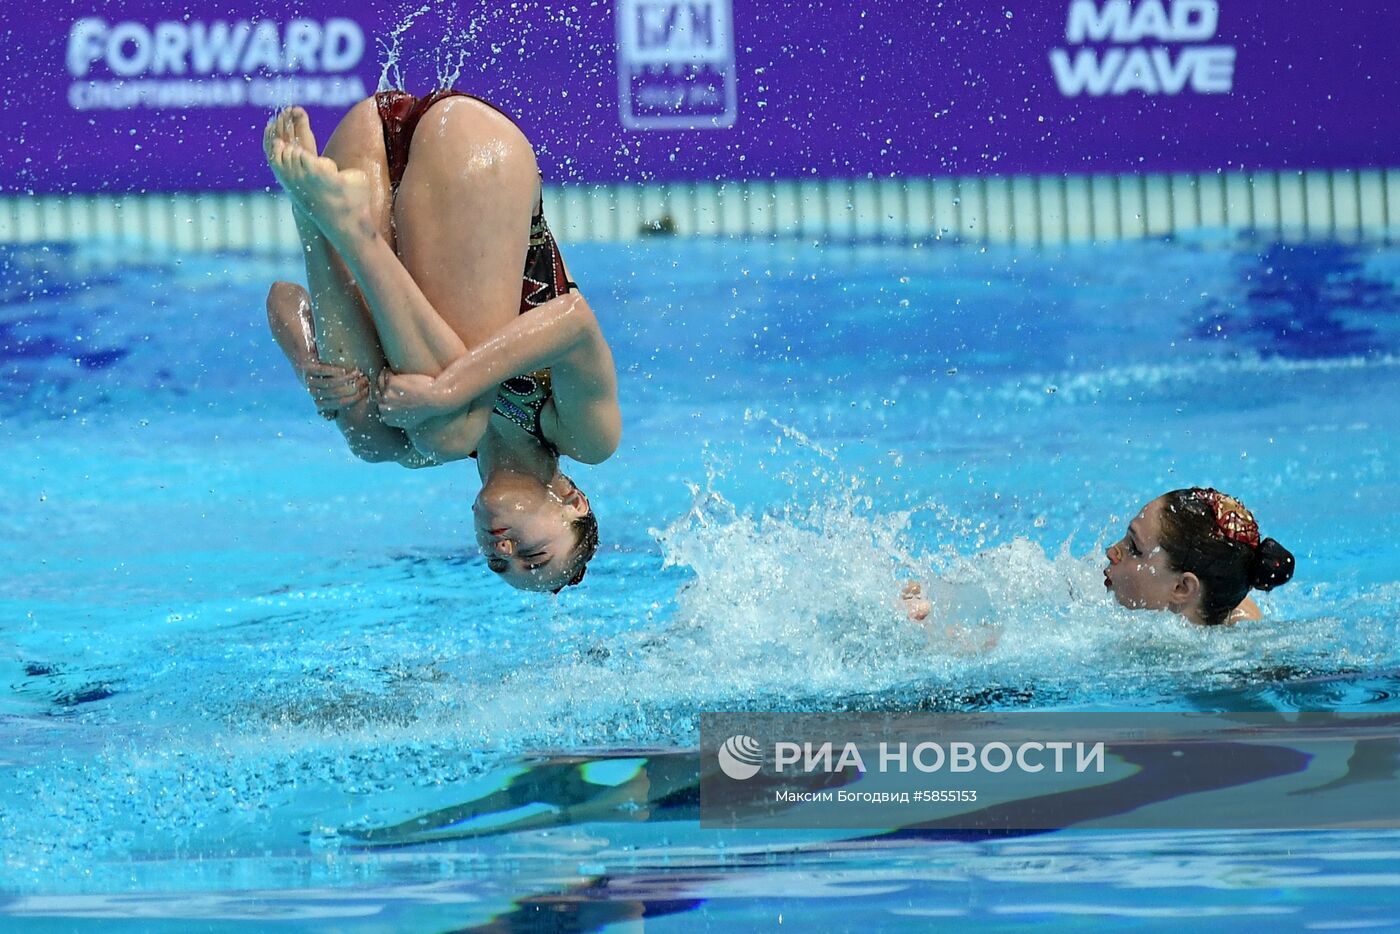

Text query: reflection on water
(5, 825), (1400, 929)
(1194, 241), (1398, 358)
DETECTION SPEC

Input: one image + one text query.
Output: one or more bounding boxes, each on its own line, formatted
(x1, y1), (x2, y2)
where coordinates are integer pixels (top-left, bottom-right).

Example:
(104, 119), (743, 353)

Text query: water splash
(744, 406), (841, 461)
(374, 1), (541, 93)
(4, 465), (1396, 884)
(375, 4), (434, 93)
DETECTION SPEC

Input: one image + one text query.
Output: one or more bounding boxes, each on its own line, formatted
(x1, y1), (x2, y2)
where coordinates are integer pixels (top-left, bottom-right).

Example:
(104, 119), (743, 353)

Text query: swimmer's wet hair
(551, 474), (599, 593)
(552, 510), (599, 593)
(1158, 488), (1296, 626)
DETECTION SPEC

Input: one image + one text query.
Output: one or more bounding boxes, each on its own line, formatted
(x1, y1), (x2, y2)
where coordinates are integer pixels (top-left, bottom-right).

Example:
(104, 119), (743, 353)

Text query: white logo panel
(616, 0), (737, 129)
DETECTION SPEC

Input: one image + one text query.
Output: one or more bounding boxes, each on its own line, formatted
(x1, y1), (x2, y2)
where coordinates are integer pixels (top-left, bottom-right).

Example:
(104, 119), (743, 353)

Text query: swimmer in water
(1103, 487), (1295, 626)
(263, 93), (620, 593)
(901, 487), (1295, 630)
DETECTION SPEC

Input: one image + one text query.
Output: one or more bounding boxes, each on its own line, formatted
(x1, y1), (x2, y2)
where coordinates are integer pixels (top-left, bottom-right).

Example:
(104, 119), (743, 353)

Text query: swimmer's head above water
(473, 472), (599, 593)
(1105, 488), (1295, 626)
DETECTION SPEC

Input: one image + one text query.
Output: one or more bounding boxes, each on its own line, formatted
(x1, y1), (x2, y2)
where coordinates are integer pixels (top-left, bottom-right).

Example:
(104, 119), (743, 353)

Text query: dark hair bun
(1250, 538), (1295, 591)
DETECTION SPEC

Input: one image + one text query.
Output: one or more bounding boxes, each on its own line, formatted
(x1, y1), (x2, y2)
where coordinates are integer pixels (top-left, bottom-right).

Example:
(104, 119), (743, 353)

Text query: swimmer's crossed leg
(263, 100), (537, 466)
(264, 105), (418, 462)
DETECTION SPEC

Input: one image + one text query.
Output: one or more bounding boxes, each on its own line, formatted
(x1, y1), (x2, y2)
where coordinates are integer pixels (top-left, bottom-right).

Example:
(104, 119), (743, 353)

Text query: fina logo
(717, 734), (764, 780)
(615, 0), (737, 129)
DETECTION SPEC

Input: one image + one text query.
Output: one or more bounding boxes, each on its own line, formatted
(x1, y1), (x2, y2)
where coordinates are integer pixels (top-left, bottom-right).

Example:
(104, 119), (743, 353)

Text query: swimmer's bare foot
(264, 107), (320, 235)
(901, 581), (932, 622)
(277, 106), (319, 159)
(264, 106), (372, 242)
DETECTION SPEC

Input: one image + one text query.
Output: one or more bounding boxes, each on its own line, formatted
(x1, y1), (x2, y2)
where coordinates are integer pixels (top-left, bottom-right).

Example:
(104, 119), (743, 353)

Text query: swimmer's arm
(333, 394), (470, 467)
(901, 581), (933, 621)
(538, 294), (621, 464)
(901, 581), (1000, 655)
(403, 292), (621, 463)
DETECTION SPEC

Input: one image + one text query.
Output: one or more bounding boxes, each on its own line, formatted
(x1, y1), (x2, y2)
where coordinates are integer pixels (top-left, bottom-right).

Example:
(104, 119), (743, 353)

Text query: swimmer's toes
(275, 107), (297, 142)
(273, 142), (302, 181)
(290, 107), (319, 155)
(287, 145), (320, 179)
(268, 139), (290, 176)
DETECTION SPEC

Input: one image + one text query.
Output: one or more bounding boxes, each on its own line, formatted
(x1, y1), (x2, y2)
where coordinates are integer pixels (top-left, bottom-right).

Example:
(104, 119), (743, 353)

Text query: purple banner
(3, 1), (1397, 194)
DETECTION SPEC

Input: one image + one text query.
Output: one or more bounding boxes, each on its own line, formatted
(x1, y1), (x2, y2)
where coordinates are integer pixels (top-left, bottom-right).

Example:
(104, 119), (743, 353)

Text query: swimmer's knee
(266, 280), (309, 313)
(266, 281), (315, 361)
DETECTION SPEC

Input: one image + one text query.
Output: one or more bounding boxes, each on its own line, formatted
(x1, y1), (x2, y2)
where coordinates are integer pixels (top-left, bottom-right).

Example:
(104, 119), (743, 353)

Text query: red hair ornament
(1196, 488), (1261, 549)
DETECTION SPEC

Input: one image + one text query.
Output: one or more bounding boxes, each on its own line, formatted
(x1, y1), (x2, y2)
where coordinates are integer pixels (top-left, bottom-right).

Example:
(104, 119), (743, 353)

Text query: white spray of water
(8, 418), (1389, 874)
(374, 1), (544, 93)
(213, 421), (1367, 757)
(375, 4), (433, 93)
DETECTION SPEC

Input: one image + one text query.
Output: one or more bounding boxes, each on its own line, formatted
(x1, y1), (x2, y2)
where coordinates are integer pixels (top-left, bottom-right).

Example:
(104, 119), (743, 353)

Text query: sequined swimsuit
(374, 89), (576, 452)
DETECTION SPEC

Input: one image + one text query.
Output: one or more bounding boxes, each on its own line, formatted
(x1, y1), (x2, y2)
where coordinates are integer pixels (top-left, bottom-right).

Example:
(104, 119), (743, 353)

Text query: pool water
(2, 233), (1400, 929)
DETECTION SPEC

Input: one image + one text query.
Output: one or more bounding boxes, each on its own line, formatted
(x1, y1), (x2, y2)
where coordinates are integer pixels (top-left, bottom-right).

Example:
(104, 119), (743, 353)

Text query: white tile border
(2, 169), (1397, 251)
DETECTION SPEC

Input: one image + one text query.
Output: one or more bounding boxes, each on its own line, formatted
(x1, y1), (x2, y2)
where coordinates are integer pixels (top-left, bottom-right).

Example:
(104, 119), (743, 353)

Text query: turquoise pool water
(2, 234), (1399, 929)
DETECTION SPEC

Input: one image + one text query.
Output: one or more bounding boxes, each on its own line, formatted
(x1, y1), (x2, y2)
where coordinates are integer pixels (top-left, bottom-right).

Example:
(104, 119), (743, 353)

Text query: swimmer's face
(1103, 497), (1186, 612)
(473, 478), (590, 592)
